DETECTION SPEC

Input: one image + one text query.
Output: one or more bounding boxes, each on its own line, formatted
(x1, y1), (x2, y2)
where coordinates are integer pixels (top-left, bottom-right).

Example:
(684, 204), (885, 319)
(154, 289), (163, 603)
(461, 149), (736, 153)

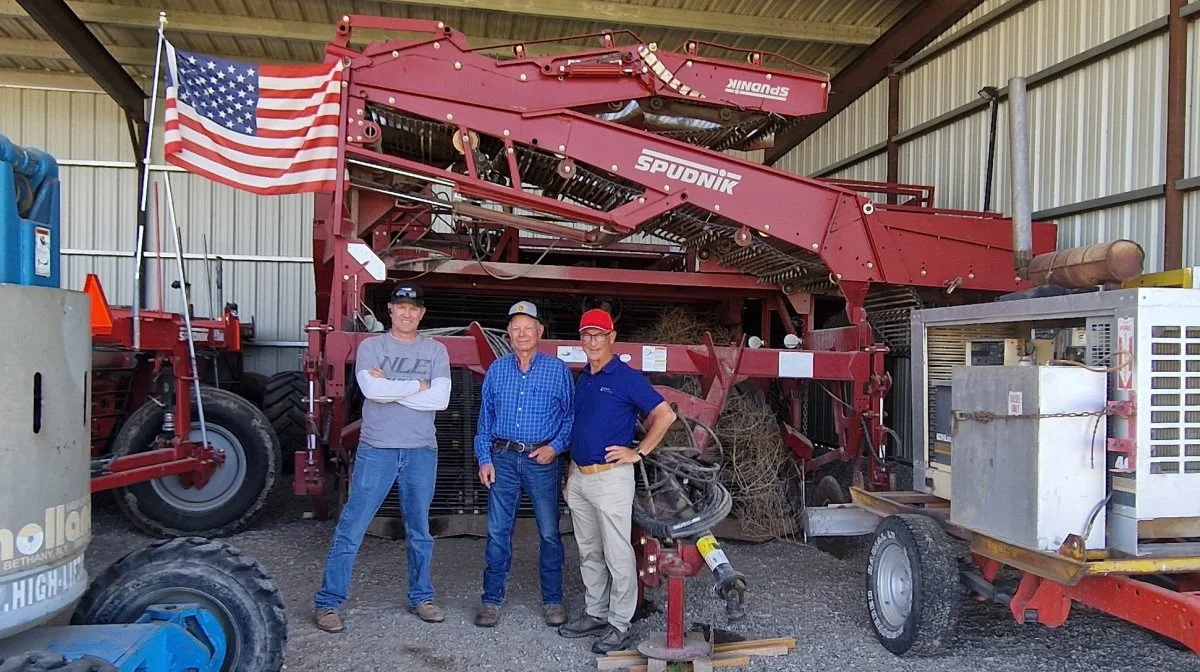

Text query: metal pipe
(1026, 240), (1145, 288)
(452, 201), (593, 242)
(982, 87), (1001, 211)
(1164, 0), (1186, 269)
(1008, 76), (1032, 277)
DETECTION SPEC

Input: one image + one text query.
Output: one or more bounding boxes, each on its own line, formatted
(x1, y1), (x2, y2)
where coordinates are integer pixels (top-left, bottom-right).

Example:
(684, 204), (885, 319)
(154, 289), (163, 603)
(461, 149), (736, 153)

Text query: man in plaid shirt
(472, 301), (574, 628)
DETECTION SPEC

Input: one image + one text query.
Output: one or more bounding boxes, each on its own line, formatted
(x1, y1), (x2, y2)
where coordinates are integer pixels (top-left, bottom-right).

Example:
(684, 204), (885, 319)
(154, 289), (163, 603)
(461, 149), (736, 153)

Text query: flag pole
(164, 171), (211, 459)
(132, 11), (168, 347)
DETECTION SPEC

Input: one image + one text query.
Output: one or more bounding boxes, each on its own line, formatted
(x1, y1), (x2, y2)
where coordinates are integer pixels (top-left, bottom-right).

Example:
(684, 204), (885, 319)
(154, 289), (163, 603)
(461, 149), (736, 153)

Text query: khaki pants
(566, 463), (637, 632)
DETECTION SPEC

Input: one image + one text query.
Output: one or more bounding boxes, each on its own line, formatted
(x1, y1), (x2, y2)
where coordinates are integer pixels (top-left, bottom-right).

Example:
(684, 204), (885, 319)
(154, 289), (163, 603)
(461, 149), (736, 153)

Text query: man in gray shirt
(314, 283), (451, 632)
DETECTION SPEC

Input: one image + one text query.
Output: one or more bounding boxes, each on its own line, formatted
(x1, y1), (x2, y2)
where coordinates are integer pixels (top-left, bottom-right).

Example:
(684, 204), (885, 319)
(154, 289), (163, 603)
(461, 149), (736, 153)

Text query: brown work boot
(313, 607), (344, 633)
(409, 601), (446, 623)
(474, 604), (500, 628)
(542, 603), (568, 626)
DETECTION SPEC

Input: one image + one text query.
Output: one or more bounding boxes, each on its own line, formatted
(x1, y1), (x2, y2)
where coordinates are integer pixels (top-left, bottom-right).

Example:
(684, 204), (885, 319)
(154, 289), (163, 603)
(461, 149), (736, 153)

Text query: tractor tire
(238, 371), (268, 409)
(110, 387), (280, 538)
(262, 371), (308, 456)
(0, 652), (116, 672)
(70, 537), (288, 672)
(865, 514), (960, 656)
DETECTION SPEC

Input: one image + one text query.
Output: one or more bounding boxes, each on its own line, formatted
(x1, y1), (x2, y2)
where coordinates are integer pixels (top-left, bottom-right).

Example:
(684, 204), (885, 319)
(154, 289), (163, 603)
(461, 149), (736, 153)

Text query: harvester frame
(285, 15), (1057, 524)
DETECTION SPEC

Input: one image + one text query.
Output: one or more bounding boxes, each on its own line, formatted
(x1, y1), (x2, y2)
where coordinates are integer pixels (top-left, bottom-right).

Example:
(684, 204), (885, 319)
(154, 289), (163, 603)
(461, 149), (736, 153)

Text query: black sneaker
(557, 614), (608, 639)
(591, 625), (633, 654)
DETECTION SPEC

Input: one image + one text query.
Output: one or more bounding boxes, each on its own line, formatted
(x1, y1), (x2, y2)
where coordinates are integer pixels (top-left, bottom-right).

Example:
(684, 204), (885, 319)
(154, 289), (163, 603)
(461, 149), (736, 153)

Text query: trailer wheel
(71, 537), (287, 672)
(865, 514), (959, 656)
(0, 651), (117, 672)
(262, 371), (308, 455)
(110, 387), (279, 538)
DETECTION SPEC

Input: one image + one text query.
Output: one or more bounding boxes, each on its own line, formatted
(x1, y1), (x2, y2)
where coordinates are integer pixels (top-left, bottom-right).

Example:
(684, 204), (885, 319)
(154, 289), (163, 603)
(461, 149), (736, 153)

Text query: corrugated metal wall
(824, 153), (886, 183)
(900, 1), (1167, 129)
(778, 0), (1199, 272)
(0, 86), (313, 375)
(775, 80), (888, 177)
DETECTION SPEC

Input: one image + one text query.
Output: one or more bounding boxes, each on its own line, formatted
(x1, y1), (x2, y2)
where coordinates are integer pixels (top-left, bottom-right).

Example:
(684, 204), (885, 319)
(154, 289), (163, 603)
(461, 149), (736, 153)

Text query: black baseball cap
(389, 283), (424, 307)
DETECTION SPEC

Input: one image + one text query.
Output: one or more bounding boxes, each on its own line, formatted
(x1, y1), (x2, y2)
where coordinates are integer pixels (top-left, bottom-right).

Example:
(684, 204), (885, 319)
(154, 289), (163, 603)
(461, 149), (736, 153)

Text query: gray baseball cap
(508, 300), (540, 322)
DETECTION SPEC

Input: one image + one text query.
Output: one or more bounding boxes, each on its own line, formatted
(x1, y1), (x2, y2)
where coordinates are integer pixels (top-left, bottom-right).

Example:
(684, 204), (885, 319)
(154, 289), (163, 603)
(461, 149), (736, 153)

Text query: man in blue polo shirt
(472, 300), (574, 629)
(558, 308), (677, 654)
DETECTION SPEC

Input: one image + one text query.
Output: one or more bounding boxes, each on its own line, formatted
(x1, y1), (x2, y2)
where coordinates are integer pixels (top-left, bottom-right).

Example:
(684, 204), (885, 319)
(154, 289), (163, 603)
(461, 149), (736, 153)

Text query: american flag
(163, 41), (345, 195)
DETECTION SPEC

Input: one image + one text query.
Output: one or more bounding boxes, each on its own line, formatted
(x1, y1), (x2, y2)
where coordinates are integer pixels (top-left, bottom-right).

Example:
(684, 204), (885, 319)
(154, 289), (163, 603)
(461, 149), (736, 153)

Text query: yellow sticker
(696, 534), (719, 558)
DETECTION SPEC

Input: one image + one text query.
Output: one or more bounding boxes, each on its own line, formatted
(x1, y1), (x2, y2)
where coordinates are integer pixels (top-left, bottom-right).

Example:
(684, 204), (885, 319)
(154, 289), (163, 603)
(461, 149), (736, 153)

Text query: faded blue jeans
(314, 443), (437, 610)
(481, 447), (564, 607)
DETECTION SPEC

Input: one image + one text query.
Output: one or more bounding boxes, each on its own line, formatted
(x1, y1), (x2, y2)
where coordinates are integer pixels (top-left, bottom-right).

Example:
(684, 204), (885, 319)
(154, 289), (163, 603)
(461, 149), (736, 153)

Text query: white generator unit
(911, 287), (1200, 558)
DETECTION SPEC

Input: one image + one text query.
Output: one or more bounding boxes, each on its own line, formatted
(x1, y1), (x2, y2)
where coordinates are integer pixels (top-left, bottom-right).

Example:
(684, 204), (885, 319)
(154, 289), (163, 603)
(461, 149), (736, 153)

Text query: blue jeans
(314, 443), (437, 610)
(481, 448), (564, 606)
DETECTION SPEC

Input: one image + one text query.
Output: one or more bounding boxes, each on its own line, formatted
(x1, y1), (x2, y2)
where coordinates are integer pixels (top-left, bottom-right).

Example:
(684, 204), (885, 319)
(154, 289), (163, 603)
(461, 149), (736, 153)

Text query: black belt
(492, 437), (551, 453)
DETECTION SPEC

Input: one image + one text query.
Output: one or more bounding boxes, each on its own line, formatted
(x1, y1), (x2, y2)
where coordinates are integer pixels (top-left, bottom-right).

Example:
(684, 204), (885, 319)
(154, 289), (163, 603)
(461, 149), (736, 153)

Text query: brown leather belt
(574, 462), (620, 475)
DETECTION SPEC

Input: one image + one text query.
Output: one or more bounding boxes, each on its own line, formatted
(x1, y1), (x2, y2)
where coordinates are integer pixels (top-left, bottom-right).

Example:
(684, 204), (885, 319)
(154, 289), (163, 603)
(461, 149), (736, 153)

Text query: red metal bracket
(1010, 574), (1072, 627)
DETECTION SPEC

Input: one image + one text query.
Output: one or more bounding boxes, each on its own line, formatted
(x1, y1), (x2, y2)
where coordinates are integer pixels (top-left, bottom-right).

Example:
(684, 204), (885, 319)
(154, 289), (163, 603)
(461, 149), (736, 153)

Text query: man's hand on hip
(604, 445), (642, 464)
(529, 445), (557, 464)
(478, 464), (496, 488)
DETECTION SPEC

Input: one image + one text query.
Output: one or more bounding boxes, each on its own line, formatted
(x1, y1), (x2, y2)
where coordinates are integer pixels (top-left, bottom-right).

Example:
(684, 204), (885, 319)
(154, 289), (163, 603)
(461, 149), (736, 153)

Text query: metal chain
(800, 382), (809, 435)
(953, 408), (1113, 424)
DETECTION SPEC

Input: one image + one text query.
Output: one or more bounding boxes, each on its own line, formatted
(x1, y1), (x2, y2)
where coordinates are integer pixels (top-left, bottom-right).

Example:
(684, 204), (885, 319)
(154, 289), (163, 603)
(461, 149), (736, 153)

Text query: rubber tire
(0, 652), (116, 672)
(865, 514), (959, 656)
(110, 387), (279, 538)
(808, 474), (853, 558)
(238, 371), (268, 409)
(70, 537), (288, 672)
(262, 371), (307, 455)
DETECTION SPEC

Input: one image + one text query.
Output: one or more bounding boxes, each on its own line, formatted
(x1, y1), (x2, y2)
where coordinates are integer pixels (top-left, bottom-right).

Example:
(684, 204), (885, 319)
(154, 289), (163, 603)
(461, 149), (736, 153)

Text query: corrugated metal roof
(0, 0), (919, 84)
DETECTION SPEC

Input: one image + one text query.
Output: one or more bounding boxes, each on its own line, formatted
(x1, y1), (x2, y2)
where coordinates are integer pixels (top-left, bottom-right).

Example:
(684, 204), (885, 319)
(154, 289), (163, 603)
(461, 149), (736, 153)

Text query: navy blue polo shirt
(570, 357), (666, 467)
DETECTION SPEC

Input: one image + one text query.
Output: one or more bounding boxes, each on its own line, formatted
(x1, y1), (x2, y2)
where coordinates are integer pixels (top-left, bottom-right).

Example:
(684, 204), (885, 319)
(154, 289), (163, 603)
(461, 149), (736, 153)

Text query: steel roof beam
(375, 0), (882, 46)
(14, 0), (145, 118)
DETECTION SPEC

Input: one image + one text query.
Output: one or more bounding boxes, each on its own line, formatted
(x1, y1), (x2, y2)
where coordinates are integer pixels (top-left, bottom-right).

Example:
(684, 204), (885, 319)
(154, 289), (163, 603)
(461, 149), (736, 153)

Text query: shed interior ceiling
(0, 0), (921, 82)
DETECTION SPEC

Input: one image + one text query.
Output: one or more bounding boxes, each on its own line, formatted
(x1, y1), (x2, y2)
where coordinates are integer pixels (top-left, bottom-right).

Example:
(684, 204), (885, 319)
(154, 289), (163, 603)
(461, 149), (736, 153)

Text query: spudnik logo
(724, 78), (790, 102)
(633, 149), (741, 195)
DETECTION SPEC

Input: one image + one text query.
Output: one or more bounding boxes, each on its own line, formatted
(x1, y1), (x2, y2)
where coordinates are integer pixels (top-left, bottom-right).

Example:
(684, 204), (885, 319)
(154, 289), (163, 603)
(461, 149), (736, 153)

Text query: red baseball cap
(578, 308), (614, 333)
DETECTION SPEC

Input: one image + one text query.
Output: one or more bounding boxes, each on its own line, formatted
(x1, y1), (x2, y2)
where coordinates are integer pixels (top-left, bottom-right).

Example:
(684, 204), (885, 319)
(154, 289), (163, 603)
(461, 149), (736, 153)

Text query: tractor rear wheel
(110, 387), (279, 538)
(237, 371), (268, 408)
(71, 537), (287, 672)
(262, 371), (308, 458)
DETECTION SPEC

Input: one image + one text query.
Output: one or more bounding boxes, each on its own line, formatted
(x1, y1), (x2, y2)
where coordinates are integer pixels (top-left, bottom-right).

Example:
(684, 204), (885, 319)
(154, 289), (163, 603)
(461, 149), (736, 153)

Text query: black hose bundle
(632, 415), (733, 540)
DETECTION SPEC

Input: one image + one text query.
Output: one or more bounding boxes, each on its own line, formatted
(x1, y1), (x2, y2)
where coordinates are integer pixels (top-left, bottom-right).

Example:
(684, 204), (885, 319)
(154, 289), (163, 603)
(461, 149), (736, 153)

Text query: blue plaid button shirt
(473, 352), (575, 466)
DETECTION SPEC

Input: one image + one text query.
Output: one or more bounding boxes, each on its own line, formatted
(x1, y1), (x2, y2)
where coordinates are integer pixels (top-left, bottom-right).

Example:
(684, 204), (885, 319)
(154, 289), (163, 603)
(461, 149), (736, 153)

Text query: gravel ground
(81, 483), (1200, 672)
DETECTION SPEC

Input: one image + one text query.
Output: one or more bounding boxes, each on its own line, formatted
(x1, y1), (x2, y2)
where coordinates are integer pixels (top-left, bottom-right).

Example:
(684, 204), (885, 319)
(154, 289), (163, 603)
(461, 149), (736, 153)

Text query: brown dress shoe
(474, 605), (500, 627)
(542, 603), (568, 626)
(409, 601), (446, 623)
(313, 607), (344, 633)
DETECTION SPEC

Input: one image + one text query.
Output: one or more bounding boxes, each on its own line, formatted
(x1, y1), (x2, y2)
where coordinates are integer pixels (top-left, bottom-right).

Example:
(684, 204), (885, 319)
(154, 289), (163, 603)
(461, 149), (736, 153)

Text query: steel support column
(765, 0), (986, 165)
(886, 73), (901, 204)
(1164, 0), (1187, 269)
